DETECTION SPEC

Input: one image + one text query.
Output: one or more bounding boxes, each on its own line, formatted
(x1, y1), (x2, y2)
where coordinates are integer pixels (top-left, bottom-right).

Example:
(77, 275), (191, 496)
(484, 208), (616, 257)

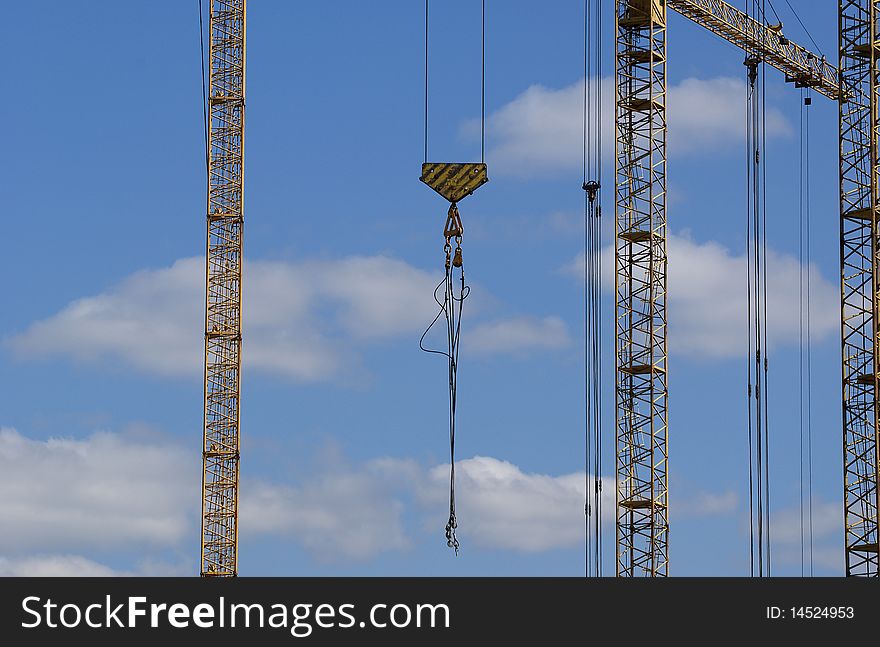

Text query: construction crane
(200, 0), (246, 577)
(187, 0), (876, 578)
(614, 0), (880, 577)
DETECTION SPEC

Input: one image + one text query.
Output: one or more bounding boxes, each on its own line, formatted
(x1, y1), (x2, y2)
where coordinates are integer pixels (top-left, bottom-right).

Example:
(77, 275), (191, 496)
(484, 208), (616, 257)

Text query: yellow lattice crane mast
(837, 0), (880, 578)
(614, 0), (872, 577)
(200, 0), (246, 577)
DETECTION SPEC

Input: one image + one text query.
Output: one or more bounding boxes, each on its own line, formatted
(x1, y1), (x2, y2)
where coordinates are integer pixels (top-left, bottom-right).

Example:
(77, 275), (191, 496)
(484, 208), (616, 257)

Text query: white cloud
(478, 76), (790, 177)
(245, 454), (599, 556)
(0, 427), (194, 553)
(0, 426), (595, 560)
(8, 258), (205, 377)
(7, 255), (566, 381)
(0, 425), (413, 565)
(770, 499), (839, 545)
(385, 457), (589, 552)
(768, 499), (843, 572)
(0, 555), (128, 577)
(397, 457), (734, 552)
(468, 316), (571, 355)
(0, 554), (192, 577)
(241, 465), (411, 562)
(415, 456), (595, 552)
(0, 425), (742, 567)
(5, 256), (442, 382)
(678, 490), (738, 518)
(566, 231), (838, 359)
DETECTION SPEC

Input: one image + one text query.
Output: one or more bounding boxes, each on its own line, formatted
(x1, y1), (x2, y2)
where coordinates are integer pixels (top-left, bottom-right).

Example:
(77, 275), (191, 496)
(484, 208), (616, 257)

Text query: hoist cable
(753, 60), (764, 578)
(744, 5), (768, 575)
(799, 88), (815, 576)
(764, 0), (782, 25)
(750, 47), (762, 578)
(761, 12), (772, 573)
(583, 0), (589, 188)
(806, 91), (814, 576)
(593, 0), (603, 580)
(424, 0), (487, 163)
(798, 88), (805, 576)
(757, 0), (825, 58)
(424, 0), (429, 163)
(781, 0), (825, 57)
(744, 73), (755, 577)
(744, 0), (772, 576)
(481, 0), (486, 163)
(582, 0), (591, 579)
(583, 0), (603, 578)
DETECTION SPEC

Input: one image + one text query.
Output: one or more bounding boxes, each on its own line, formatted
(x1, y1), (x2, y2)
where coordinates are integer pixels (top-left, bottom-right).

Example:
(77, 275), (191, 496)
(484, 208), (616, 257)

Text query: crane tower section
(839, 0), (880, 577)
(613, 0), (844, 577)
(615, 0), (669, 577)
(200, 0), (246, 578)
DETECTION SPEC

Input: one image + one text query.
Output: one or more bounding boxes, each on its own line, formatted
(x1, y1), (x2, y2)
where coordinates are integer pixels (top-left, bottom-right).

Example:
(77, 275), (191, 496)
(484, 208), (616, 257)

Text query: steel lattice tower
(615, 0), (669, 577)
(200, 0), (246, 578)
(613, 0), (849, 576)
(839, 0), (880, 577)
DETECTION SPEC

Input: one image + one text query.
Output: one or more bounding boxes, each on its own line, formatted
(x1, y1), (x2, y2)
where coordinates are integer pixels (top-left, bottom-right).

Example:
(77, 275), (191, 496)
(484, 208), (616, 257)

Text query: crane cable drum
(419, 0), (488, 554)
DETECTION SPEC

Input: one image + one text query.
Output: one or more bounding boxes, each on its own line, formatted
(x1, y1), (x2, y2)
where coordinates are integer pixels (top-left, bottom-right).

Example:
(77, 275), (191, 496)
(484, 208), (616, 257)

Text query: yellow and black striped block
(420, 163), (488, 203)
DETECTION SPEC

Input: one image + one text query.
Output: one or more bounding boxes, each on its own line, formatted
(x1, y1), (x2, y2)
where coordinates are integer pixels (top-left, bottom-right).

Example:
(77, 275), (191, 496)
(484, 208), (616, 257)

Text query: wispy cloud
(468, 316), (571, 356)
(6, 255), (570, 381)
(473, 76), (791, 177)
(565, 231), (838, 359)
(380, 455), (600, 553)
(0, 427), (194, 553)
(5, 256), (438, 381)
(769, 499), (843, 573)
(0, 425), (743, 572)
(0, 555), (129, 577)
(677, 490), (738, 518)
(241, 463), (412, 563)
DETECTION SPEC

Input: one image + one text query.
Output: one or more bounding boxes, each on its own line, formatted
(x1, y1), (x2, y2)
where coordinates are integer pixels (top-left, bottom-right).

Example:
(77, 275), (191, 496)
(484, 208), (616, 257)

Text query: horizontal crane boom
(668, 0), (841, 100)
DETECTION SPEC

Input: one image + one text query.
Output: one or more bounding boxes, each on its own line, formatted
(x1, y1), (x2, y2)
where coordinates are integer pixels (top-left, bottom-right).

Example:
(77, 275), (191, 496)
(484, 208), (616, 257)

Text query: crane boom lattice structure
(616, 0), (879, 576)
(200, 0), (246, 578)
(669, 0), (840, 99)
(615, 0), (669, 578)
(839, 0), (880, 577)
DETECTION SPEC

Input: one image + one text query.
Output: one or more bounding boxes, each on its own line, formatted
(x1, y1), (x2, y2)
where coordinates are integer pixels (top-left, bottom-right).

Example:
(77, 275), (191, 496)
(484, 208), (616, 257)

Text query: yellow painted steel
(838, 0), (880, 577)
(616, 0), (669, 578)
(420, 163), (488, 203)
(200, 0), (245, 578)
(614, 0), (852, 576)
(669, 0), (842, 100)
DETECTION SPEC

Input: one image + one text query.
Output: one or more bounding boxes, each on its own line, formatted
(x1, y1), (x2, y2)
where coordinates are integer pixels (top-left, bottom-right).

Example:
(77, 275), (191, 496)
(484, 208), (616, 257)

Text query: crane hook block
(444, 202), (464, 239)
(421, 162), (488, 203)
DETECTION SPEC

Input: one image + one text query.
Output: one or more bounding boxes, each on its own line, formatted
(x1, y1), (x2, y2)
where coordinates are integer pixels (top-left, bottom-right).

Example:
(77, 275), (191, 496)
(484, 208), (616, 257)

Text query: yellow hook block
(420, 162), (488, 203)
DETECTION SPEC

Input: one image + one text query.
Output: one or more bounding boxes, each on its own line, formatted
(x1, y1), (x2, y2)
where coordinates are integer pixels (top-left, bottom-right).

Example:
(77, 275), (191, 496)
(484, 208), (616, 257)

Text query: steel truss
(615, 0), (878, 576)
(615, 0), (669, 577)
(200, 0), (246, 578)
(839, 0), (880, 577)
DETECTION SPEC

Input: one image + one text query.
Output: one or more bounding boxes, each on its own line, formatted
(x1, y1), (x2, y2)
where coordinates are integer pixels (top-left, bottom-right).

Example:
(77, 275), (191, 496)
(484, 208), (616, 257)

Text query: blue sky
(0, 1), (846, 576)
